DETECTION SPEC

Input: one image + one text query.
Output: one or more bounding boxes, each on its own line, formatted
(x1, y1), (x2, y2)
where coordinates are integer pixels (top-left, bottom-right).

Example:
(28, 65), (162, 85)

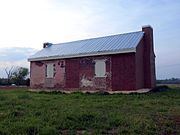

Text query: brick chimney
(142, 25), (156, 88)
(43, 42), (53, 48)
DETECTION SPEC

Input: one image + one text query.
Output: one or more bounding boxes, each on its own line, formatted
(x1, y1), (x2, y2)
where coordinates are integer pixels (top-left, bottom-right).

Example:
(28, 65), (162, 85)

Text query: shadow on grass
(149, 85), (170, 93)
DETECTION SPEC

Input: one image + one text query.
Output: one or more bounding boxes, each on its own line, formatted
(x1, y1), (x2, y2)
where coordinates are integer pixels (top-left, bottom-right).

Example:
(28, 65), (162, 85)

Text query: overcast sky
(0, 0), (180, 79)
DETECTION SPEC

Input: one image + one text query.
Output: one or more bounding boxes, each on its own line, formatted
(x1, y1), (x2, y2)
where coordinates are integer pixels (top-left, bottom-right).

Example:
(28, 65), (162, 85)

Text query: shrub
(150, 85), (169, 92)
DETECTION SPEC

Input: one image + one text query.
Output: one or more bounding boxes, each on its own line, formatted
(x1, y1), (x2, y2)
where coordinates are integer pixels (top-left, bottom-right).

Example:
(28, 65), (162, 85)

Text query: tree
(12, 67), (29, 85)
(5, 66), (14, 85)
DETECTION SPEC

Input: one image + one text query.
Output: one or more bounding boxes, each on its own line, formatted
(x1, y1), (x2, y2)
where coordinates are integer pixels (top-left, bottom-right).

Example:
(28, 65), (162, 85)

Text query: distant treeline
(157, 78), (180, 84)
(0, 78), (30, 86)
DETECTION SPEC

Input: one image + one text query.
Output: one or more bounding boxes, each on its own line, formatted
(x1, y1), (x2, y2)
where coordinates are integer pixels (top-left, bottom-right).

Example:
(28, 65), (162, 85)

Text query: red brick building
(28, 26), (156, 91)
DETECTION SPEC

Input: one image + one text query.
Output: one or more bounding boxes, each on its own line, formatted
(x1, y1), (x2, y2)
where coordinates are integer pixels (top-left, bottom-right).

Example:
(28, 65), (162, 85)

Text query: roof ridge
(53, 31), (143, 45)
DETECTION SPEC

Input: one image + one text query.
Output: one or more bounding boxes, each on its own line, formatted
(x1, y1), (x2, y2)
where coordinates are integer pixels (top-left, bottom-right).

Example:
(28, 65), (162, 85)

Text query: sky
(0, 0), (180, 79)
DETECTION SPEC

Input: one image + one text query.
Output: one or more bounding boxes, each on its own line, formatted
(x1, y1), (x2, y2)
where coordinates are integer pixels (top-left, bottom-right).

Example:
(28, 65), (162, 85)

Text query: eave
(28, 48), (136, 62)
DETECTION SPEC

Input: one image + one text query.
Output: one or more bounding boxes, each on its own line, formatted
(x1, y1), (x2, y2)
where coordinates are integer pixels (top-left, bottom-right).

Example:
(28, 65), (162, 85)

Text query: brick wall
(30, 53), (142, 91)
(135, 38), (145, 89)
(111, 53), (136, 90)
(65, 59), (80, 89)
(30, 60), (65, 88)
(65, 56), (111, 91)
(142, 26), (156, 88)
(53, 60), (65, 88)
(30, 61), (45, 88)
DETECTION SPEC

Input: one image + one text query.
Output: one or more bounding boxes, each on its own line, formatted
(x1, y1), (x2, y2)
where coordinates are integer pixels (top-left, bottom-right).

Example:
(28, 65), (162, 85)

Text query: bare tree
(12, 67), (29, 85)
(5, 66), (14, 85)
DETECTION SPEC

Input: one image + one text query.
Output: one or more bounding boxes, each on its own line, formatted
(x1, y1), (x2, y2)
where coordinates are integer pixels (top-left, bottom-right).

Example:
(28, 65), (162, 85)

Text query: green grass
(0, 87), (180, 135)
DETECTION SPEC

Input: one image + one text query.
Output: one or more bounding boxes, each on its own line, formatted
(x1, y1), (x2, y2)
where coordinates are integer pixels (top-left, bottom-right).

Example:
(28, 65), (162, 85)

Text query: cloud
(0, 47), (37, 78)
(0, 47), (37, 61)
(0, 0), (179, 48)
(0, 60), (29, 69)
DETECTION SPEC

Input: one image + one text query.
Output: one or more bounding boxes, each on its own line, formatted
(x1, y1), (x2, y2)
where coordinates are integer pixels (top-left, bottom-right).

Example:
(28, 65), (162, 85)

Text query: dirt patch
(107, 128), (118, 135)
(156, 115), (180, 135)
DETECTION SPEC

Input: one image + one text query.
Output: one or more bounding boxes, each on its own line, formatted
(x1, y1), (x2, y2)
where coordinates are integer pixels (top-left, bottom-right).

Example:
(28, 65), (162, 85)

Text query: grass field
(0, 87), (180, 135)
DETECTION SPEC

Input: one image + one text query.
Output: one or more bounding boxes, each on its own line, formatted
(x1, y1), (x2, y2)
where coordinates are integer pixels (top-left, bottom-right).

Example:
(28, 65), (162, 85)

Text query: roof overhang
(28, 48), (136, 62)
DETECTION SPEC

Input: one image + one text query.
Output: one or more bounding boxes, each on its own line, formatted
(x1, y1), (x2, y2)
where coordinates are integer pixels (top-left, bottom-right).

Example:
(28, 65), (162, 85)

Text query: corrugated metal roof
(28, 31), (144, 61)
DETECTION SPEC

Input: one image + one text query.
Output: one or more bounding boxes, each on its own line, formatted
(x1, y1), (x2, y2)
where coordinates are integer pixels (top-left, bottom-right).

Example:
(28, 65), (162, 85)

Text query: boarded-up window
(46, 64), (54, 78)
(95, 60), (106, 77)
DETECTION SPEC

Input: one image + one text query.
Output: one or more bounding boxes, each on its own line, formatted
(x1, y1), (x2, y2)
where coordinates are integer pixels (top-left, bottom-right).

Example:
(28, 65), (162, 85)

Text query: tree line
(0, 66), (30, 86)
(156, 78), (180, 84)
